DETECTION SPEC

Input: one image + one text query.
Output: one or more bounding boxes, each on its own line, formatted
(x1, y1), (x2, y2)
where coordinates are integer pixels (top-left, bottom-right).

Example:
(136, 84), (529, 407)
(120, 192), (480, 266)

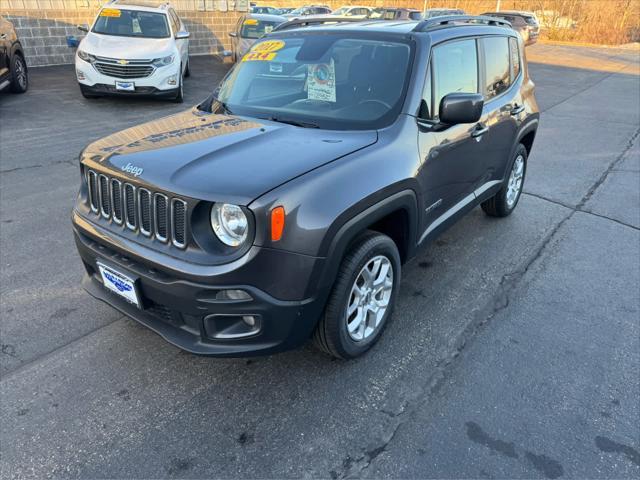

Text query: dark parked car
(371, 7), (422, 20)
(72, 15), (539, 359)
(0, 16), (28, 93)
(482, 10), (540, 45)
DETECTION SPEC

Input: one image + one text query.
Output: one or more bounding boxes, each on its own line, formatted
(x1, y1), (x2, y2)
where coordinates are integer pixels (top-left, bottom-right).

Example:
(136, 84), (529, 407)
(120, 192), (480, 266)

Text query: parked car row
(1, 4), (539, 100)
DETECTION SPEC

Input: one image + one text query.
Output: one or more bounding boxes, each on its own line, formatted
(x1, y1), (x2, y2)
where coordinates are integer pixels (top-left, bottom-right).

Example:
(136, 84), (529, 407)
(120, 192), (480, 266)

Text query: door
(169, 9), (188, 69)
(416, 38), (486, 235)
(0, 17), (10, 82)
(476, 35), (521, 188)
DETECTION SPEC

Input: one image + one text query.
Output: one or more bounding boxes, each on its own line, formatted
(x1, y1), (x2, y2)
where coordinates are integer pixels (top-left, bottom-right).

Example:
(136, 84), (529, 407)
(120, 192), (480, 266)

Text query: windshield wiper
(263, 116), (320, 129)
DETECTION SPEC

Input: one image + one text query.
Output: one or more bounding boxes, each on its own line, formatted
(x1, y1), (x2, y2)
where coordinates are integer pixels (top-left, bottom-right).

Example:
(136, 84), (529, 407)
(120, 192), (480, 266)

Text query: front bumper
(75, 57), (180, 93)
(73, 214), (328, 357)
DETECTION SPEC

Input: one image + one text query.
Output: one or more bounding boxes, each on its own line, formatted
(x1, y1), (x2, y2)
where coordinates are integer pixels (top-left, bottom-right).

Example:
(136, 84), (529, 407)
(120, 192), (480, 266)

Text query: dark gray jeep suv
(72, 16), (539, 359)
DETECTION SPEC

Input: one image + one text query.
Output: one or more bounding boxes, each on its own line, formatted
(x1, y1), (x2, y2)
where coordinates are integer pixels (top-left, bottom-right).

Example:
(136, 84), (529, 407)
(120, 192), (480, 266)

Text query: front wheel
(313, 231), (401, 359)
(10, 54), (28, 93)
(481, 144), (527, 217)
(173, 66), (184, 103)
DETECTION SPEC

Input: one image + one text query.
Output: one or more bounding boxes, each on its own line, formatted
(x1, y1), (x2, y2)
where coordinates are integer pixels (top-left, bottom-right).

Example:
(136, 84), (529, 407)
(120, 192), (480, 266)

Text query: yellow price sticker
(100, 8), (121, 17)
(251, 40), (285, 54)
(242, 52), (277, 62)
(243, 18), (259, 25)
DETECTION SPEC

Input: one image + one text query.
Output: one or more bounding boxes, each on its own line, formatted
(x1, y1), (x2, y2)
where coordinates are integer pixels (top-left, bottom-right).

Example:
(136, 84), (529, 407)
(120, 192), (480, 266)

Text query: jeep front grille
(86, 169), (187, 248)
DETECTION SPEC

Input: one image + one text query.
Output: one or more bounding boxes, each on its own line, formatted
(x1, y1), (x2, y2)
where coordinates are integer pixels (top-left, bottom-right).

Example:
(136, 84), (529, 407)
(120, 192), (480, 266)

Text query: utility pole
(423, 0), (428, 15)
(496, 0), (501, 11)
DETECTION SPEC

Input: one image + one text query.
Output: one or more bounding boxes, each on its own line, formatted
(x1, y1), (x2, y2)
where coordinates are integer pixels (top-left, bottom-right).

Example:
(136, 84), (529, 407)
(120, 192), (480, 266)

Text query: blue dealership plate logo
(103, 270), (133, 293)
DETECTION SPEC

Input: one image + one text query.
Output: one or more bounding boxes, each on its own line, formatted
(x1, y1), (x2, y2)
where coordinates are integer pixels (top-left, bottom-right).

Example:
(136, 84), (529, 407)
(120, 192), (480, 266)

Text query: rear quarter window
(509, 36), (521, 82)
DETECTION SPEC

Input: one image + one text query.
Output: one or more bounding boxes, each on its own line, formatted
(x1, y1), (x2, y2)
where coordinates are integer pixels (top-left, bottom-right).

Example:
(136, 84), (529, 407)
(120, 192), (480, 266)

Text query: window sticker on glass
(264, 24), (274, 33)
(100, 8), (121, 17)
(307, 60), (336, 102)
(251, 40), (285, 53)
(269, 63), (283, 73)
(242, 51), (277, 62)
(244, 18), (258, 25)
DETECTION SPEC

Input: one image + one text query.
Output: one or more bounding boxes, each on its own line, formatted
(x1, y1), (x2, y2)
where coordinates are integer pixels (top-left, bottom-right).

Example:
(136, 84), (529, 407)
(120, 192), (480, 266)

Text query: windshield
(241, 19), (281, 38)
(216, 34), (413, 130)
(92, 8), (170, 38)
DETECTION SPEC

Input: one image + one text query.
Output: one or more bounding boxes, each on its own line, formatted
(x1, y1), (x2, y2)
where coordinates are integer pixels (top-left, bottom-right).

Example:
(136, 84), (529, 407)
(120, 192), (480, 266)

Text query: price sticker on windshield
(100, 8), (121, 17)
(251, 40), (285, 53)
(243, 18), (258, 25)
(242, 51), (277, 62)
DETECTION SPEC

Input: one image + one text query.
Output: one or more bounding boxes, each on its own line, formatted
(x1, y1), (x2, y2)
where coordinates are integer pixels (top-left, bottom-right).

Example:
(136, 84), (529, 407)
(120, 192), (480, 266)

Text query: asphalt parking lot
(1, 45), (639, 479)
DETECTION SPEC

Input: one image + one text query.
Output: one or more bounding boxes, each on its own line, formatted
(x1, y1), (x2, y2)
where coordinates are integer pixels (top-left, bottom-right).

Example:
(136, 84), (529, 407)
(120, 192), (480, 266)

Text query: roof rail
(273, 16), (373, 32)
(413, 14), (511, 32)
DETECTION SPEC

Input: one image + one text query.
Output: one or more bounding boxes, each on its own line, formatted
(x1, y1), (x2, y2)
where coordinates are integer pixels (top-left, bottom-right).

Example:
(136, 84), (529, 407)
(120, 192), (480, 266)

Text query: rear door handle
(510, 104), (525, 115)
(471, 123), (489, 138)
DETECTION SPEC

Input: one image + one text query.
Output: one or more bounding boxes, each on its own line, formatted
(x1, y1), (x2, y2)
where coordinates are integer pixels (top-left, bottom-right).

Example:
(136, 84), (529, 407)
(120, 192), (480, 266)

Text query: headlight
(153, 55), (174, 67)
(210, 203), (248, 247)
(77, 50), (96, 63)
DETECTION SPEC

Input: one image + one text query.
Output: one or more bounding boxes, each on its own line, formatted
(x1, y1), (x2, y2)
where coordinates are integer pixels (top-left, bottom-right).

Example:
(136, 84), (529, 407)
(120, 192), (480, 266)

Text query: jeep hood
(82, 108), (378, 205)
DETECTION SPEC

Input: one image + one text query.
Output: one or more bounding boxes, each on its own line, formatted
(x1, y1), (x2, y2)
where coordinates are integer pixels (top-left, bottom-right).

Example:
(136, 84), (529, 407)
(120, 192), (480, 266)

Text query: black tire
(184, 57), (190, 77)
(9, 54), (28, 93)
(173, 66), (184, 103)
(313, 231), (401, 359)
(481, 143), (528, 217)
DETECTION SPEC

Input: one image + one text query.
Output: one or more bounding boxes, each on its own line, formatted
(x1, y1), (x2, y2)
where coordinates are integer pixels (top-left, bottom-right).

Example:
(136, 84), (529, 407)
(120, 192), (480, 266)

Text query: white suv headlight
(210, 204), (249, 247)
(77, 50), (96, 63)
(153, 55), (175, 67)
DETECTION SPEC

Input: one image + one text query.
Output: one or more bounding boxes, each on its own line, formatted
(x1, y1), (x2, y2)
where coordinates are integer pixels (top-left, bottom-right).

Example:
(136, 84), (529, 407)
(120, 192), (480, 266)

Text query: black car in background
(0, 16), (28, 93)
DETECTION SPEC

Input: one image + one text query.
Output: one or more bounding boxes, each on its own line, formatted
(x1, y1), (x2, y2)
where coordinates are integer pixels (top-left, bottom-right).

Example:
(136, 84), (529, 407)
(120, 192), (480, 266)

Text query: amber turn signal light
(271, 206), (285, 241)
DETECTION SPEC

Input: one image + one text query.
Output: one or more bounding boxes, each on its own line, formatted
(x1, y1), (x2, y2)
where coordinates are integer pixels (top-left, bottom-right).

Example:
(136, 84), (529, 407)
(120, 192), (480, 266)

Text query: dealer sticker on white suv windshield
(97, 262), (140, 307)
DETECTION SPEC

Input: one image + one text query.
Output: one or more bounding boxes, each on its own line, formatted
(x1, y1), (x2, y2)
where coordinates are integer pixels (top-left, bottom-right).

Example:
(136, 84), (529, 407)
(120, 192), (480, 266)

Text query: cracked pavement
(1, 45), (639, 479)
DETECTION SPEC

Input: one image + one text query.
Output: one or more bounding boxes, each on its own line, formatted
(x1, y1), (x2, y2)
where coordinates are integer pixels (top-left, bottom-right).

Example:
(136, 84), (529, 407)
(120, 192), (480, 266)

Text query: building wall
(0, 0), (243, 66)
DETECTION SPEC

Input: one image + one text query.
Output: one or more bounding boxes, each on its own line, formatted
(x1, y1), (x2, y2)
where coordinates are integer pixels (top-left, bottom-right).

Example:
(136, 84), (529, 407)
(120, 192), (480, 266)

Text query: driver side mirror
(77, 24), (89, 33)
(175, 30), (190, 39)
(228, 32), (237, 37)
(439, 93), (484, 125)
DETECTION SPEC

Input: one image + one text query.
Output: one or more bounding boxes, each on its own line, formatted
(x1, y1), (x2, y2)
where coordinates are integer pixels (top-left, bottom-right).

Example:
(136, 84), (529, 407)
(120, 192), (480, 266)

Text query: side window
(432, 39), (478, 118)
(481, 36), (511, 99)
(168, 9), (179, 34)
(509, 36), (521, 82)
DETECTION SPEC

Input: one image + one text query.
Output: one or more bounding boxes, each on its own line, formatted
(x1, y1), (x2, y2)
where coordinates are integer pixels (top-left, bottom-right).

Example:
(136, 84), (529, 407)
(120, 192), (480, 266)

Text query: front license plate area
(97, 262), (141, 307)
(115, 81), (135, 91)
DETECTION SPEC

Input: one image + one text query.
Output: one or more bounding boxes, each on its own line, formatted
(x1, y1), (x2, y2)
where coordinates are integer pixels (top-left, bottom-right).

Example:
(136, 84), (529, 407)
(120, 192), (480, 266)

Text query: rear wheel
(313, 231), (401, 359)
(184, 57), (191, 77)
(9, 54), (28, 93)
(481, 144), (527, 217)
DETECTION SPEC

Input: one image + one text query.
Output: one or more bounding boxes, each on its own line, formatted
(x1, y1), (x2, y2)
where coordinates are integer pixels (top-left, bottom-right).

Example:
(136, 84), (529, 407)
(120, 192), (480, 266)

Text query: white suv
(75, 1), (190, 102)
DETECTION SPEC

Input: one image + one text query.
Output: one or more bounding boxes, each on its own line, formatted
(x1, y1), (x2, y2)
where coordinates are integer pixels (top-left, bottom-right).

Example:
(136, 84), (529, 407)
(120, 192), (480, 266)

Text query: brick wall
(0, 0), (243, 66)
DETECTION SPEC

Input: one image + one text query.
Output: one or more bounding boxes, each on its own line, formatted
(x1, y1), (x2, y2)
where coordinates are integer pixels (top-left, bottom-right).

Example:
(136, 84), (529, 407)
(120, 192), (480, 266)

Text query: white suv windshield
(93, 9), (170, 38)
(216, 34), (413, 130)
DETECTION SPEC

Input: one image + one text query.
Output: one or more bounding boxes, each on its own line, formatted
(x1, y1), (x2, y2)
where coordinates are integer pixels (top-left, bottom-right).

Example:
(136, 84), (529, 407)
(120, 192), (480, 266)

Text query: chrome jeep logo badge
(121, 163), (143, 177)
(118, 59), (129, 65)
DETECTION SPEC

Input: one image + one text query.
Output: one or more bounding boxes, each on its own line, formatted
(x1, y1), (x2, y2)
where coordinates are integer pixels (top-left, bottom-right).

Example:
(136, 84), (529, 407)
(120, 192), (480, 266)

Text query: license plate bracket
(115, 81), (135, 91)
(97, 262), (141, 308)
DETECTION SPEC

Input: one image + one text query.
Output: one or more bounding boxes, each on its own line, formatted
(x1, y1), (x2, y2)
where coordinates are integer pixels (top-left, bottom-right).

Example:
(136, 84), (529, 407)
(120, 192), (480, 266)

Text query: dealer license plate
(97, 262), (140, 307)
(115, 81), (135, 91)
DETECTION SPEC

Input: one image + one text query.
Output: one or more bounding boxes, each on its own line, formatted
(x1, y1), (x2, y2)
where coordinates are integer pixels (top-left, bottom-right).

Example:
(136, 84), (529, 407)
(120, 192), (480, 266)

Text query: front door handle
(0, 33), (7, 39)
(510, 104), (525, 115)
(471, 123), (489, 138)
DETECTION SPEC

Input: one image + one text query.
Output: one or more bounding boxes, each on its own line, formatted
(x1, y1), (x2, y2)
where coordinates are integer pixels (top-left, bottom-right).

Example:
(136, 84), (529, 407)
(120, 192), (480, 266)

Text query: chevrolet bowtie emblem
(118, 59), (129, 65)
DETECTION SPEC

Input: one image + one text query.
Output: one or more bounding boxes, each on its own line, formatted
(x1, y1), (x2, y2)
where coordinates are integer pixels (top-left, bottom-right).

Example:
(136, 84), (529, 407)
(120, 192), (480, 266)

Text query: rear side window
(431, 39), (478, 117)
(481, 36), (511, 99)
(509, 36), (521, 82)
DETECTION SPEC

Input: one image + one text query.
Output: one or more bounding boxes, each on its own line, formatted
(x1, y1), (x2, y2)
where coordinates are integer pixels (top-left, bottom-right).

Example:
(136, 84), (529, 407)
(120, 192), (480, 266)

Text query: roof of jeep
(278, 19), (513, 36)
